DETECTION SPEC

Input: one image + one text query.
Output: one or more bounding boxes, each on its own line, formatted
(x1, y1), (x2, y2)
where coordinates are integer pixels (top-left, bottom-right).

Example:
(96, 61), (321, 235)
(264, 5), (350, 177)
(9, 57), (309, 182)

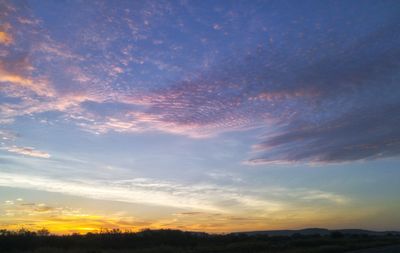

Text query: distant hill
(232, 228), (400, 237)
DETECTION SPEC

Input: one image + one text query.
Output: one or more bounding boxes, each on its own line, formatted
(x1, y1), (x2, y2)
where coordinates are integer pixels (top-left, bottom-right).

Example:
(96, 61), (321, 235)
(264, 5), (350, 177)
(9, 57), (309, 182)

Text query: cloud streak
(6, 146), (50, 158)
(0, 172), (279, 213)
(0, 172), (347, 216)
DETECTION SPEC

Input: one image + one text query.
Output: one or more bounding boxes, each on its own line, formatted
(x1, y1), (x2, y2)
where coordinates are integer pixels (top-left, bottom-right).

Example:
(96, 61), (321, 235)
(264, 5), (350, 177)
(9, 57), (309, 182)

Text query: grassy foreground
(1, 229), (400, 253)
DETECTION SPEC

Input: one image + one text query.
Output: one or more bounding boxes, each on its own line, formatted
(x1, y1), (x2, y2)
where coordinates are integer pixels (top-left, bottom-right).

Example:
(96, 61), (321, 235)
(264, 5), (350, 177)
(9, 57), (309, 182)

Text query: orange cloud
(0, 23), (13, 45)
(0, 61), (54, 97)
(0, 70), (33, 86)
(0, 30), (12, 45)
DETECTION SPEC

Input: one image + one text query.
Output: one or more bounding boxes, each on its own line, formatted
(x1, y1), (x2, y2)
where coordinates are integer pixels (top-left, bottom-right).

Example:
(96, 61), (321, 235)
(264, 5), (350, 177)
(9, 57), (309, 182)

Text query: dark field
(1, 229), (400, 253)
(347, 245), (400, 253)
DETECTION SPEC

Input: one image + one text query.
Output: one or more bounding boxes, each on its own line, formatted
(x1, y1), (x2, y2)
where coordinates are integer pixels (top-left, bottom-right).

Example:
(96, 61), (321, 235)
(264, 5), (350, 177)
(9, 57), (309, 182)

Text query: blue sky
(0, 0), (399, 233)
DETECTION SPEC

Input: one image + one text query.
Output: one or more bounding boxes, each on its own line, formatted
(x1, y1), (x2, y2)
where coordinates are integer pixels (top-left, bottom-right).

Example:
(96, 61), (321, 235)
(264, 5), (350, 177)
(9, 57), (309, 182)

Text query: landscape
(0, 0), (399, 252)
(1, 228), (400, 253)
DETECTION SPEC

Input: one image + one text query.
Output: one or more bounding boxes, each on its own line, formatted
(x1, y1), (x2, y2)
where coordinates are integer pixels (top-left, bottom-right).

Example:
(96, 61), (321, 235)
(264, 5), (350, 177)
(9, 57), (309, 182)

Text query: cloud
(0, 169), (352, 233)
(0, 172), (278, 213)
(0, 0), (399, 164)
(0, 56), (55, 97)
(176, 212), (205, 216)
(0, 172), (348, 217)
(1, 1), (255, 137)
(0, 30), (12, 45)
(248, 104), (400, 164)
(2, 198), (280, 234)
(245, 21), (400, 164)
(0, 23), (13, 45)
(7, 146), (50, 158)
(34, 204), (55, 213)
(0, 129), (17, 141)
(0, 200), (150, 234)
(128, 17), (399, 162)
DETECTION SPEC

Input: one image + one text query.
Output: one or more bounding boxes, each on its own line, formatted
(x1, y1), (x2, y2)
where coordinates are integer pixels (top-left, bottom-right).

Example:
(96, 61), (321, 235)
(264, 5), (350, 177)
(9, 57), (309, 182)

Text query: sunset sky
(0, 0), (400, 234)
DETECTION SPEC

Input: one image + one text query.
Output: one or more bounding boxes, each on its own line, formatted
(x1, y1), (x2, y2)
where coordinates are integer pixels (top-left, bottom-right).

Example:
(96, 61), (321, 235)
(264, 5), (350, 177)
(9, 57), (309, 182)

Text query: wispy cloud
(6, 146), (50, 158)
(0, 172), (277, 213)
(0, 172), (348, 216)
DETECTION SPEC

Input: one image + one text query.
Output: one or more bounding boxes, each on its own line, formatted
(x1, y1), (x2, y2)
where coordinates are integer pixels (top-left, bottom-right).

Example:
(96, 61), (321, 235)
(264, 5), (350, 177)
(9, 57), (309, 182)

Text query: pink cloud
(7, 146), (50, 159)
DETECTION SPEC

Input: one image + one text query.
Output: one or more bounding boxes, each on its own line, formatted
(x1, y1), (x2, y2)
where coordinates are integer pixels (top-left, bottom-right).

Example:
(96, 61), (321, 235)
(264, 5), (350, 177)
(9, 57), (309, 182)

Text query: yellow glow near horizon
(0, 199), (379, 235)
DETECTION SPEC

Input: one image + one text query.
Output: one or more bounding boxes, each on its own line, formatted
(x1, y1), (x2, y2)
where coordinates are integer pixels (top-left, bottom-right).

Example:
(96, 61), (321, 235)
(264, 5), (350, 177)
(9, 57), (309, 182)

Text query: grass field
(1, 229), (400, 253)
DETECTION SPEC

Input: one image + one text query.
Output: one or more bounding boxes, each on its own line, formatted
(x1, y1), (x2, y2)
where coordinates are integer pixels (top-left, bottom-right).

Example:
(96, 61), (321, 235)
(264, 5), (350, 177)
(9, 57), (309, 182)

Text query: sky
(0, 0), (400, 234)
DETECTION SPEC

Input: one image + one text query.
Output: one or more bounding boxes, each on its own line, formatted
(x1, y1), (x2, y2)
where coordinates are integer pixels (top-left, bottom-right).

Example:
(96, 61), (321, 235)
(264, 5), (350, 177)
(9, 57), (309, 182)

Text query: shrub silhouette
(0, 228), (399, 253)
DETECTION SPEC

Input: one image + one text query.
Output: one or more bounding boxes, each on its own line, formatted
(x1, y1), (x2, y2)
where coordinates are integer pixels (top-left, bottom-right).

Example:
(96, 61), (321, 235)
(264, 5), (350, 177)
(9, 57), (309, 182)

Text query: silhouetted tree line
(0, 228), (399, 253)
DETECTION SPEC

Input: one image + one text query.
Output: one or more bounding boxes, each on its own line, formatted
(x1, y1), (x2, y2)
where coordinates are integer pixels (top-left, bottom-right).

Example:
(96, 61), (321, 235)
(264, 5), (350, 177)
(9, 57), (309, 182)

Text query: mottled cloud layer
(1, 1), (399, 163)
